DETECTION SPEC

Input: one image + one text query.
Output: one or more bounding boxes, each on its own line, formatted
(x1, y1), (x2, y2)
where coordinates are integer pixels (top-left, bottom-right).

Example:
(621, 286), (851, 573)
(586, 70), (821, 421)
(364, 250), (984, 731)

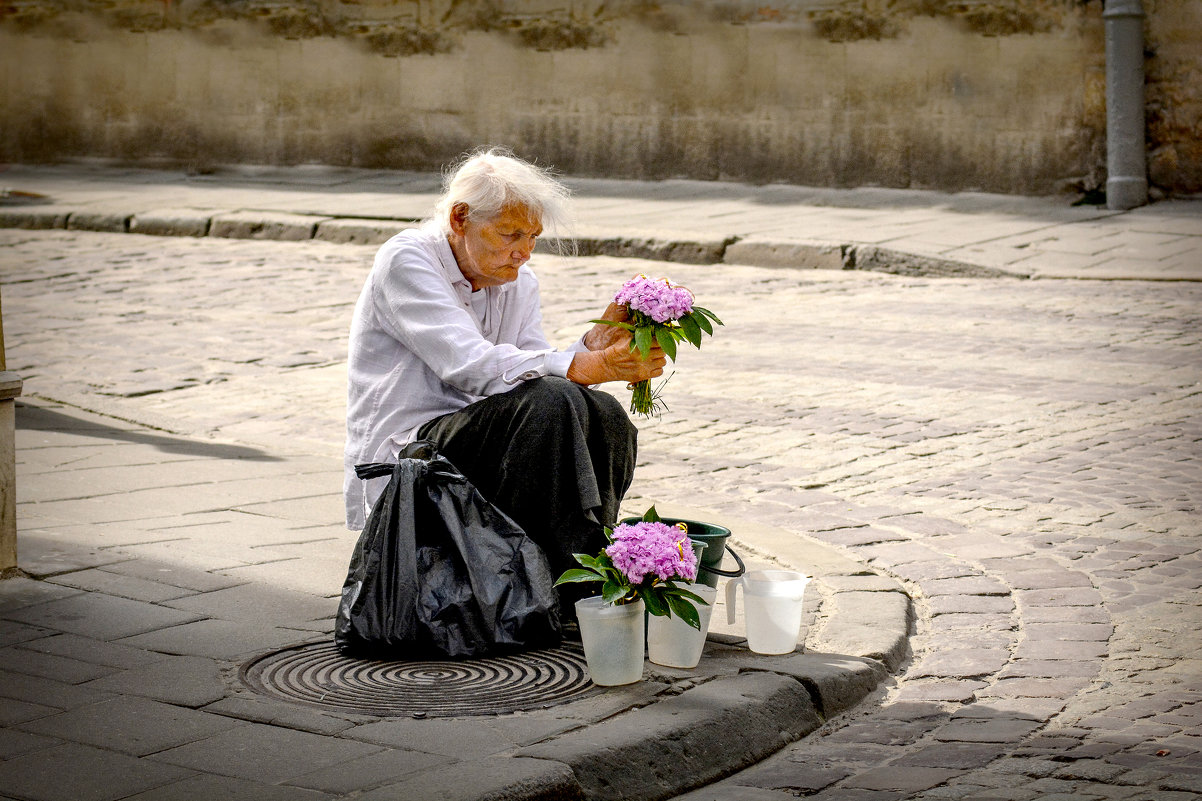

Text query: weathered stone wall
(1, 0), (1197, 195)
(1144, 0), (1202, 194)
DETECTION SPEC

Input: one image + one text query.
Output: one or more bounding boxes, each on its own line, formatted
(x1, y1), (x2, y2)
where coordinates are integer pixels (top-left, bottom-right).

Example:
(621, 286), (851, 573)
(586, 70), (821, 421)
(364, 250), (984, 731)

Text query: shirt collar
(433, 232), (474, 300)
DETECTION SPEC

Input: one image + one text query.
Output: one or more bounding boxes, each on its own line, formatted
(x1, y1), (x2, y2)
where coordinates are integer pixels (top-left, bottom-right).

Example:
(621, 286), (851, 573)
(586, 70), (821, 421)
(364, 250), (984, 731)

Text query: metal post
(1104, 0), (1148, 210)
(0, 288), (19, 573)
(0, 375), (20, 573)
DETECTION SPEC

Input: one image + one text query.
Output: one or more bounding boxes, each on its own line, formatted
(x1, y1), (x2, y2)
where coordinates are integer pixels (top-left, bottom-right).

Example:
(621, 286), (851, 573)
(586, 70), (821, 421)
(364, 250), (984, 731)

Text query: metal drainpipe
(1104, 0), (1149, 210)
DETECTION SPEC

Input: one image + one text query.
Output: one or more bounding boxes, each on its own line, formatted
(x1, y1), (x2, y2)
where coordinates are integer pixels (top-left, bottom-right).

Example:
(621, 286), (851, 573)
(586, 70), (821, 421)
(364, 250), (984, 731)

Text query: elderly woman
(344, 148), (665, 608)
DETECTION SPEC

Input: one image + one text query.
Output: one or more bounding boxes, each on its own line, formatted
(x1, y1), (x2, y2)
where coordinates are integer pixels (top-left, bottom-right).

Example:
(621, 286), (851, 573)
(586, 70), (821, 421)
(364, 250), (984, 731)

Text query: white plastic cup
(575, 596), (645, 685)
(725, 570), (810, 654)
(646, 584), (717, 669)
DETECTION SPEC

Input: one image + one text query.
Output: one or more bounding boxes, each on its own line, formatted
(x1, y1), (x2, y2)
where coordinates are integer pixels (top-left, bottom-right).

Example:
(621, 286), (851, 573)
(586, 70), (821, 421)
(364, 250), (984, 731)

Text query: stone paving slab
(80, 653), (229, 708)
(148, 721), (383, 784)
(0, 742), (194, 801)
(120, 773), (337, 801)
(4, 593), (204, 640)
(17, 695), (244, 756)
(350, 755), (582, 801)
(0, 665), (120, 712)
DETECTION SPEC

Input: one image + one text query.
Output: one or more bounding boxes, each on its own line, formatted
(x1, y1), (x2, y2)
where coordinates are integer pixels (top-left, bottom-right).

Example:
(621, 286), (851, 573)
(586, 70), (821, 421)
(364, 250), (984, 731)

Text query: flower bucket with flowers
(594, 274), (723, 417)
(555, 507), (709, 684)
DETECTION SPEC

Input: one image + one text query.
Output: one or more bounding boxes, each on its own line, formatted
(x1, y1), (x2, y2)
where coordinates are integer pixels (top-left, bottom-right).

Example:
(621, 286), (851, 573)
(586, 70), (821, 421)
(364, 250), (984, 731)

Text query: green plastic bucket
(619, 517), (746, 589)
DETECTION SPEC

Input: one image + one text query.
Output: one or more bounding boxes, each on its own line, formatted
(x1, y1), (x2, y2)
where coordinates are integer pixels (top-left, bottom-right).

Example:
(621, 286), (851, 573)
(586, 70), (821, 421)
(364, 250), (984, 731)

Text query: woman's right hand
(568, 331), (667, 386)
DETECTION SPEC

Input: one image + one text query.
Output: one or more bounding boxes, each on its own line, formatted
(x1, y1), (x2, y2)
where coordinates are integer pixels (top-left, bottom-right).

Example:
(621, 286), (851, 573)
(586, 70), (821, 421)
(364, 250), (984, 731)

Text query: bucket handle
(698, 545), (746, 579)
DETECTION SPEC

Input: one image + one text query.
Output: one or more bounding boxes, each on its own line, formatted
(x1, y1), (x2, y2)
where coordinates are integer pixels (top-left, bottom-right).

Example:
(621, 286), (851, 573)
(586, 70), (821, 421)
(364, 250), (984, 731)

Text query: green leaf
(654, 327), (678, 362)
(554, 569), (602, 586)
(692, 312), (713, 336)
(642, 506), (661, 523)
(633, 326), (653, 359)
(588, 319), (635, 331)
(666, 593), (702, 630)
(692, 306), (724, 326)
(601, 580), (628, 604)
(573, 553), (602, 570)
(642, 591), (669, 617)
(678, 314), (703, 348)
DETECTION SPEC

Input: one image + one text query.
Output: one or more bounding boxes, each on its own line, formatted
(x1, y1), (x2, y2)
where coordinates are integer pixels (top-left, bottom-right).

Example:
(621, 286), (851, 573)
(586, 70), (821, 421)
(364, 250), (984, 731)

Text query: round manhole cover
(240, 642), (599, 717)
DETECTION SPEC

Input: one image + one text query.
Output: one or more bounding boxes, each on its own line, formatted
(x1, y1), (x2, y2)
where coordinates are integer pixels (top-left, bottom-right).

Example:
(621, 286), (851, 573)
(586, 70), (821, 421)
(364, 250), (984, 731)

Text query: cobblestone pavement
(3, 229), (1201, 800)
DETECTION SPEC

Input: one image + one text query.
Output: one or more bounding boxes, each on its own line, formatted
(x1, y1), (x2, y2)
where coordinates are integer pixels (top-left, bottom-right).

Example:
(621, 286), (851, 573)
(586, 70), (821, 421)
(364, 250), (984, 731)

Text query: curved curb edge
(0, 207), (1029, 280)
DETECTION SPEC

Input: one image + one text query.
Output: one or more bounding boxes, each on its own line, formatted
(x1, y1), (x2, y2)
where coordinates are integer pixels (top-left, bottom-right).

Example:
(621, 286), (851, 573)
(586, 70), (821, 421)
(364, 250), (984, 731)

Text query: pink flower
(613, 275), (694, 324)
(605, 521), (698, 585)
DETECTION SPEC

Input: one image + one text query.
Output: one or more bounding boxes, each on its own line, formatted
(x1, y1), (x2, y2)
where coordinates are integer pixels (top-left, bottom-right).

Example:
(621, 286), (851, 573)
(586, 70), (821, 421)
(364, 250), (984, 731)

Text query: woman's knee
(586, 385), (627, 419)
(507, 378), (635, 447)
(511, 376), (588, 423)
(516, 375), (578, 401)
(585, 387), (637, 442)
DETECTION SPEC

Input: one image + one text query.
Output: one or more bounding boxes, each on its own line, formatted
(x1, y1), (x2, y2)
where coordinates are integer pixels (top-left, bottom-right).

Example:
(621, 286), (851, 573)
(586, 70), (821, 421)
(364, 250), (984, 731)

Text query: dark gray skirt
(417, 376), (638, 610)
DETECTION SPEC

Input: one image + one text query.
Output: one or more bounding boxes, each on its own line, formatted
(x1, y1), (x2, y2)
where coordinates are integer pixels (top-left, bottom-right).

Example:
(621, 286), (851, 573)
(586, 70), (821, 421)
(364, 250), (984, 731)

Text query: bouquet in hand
(597, 274), (723, 417)
(554, 507), (710, 629)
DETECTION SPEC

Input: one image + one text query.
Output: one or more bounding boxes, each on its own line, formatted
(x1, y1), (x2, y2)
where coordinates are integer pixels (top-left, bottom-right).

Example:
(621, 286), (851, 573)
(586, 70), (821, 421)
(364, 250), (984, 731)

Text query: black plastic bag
(335, 441), (562, 659)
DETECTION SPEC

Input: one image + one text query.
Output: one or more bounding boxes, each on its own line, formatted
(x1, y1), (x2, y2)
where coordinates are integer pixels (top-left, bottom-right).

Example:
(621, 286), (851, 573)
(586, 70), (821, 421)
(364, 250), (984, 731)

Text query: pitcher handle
(725, 577), (741, 625)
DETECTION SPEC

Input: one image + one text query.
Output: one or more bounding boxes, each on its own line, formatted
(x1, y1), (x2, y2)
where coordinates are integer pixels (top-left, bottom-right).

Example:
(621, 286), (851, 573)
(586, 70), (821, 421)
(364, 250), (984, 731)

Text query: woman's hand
(568, 329), (667, 386)
(582, 302), (631, 352)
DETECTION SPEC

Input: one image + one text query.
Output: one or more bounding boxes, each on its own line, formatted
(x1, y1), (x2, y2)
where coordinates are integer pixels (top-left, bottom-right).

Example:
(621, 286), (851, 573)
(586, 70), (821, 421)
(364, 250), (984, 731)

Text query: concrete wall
(1, 0), (1197, 196)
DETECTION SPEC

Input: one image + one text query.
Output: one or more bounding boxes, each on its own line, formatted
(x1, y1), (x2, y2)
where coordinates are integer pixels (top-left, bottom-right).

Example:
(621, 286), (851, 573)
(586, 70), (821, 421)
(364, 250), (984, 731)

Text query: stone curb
(521, 672), (822, 801)
(210, 210), (330, 241)
(130, 209), (214, 237)
(0, 205), (1031, 279)
(315, 218), (419, 245)
(463, 648), (892, 801)
(845, 243), (1030, 279)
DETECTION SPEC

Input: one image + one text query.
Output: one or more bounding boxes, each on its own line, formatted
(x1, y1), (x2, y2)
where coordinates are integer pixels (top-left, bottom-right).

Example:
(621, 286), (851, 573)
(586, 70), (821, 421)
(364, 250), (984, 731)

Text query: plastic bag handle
(354, 462), (396, 481)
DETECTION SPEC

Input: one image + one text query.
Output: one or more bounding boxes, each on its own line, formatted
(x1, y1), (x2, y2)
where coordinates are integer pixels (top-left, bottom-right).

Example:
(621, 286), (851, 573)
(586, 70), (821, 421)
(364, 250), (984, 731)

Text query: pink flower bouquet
(598, 274), (723, 417)
(555, 507), (709, 629)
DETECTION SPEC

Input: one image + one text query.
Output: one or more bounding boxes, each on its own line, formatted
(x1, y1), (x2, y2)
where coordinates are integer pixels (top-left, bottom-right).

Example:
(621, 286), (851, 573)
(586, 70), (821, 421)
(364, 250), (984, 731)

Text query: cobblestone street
(3, 227), (1201, 800)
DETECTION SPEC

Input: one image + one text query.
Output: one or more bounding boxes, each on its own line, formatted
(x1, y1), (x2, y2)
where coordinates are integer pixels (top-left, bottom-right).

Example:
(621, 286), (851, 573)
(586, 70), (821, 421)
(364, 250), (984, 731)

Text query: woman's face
(449, 203), (543, 292)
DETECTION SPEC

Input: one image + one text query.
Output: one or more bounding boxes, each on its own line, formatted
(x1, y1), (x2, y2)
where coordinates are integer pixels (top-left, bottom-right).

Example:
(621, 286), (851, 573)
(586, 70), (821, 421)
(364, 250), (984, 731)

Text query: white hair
(432, 147), (572, 237)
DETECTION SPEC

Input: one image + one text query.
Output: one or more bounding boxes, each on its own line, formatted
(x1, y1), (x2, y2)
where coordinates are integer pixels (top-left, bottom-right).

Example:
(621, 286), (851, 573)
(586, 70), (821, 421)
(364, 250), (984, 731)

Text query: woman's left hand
(582, 302), (631, 351)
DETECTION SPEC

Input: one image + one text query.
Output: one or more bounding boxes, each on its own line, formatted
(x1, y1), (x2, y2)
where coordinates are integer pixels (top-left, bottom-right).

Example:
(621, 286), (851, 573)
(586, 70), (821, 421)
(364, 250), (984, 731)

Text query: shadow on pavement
(16, 402), (283, 462)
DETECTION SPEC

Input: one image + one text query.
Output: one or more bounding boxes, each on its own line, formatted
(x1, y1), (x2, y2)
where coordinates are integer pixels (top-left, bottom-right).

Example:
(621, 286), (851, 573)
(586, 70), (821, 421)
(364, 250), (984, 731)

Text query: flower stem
(630, 380), (653, 416)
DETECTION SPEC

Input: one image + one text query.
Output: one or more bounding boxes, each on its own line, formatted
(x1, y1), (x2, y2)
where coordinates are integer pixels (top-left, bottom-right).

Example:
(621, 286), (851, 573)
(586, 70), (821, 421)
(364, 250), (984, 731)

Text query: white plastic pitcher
(725, 570), (810, 654)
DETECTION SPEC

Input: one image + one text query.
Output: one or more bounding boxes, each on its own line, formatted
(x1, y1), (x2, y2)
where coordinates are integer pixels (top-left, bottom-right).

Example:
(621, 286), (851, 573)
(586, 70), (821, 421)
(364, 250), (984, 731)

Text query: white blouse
(343, 224), (584, 528)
